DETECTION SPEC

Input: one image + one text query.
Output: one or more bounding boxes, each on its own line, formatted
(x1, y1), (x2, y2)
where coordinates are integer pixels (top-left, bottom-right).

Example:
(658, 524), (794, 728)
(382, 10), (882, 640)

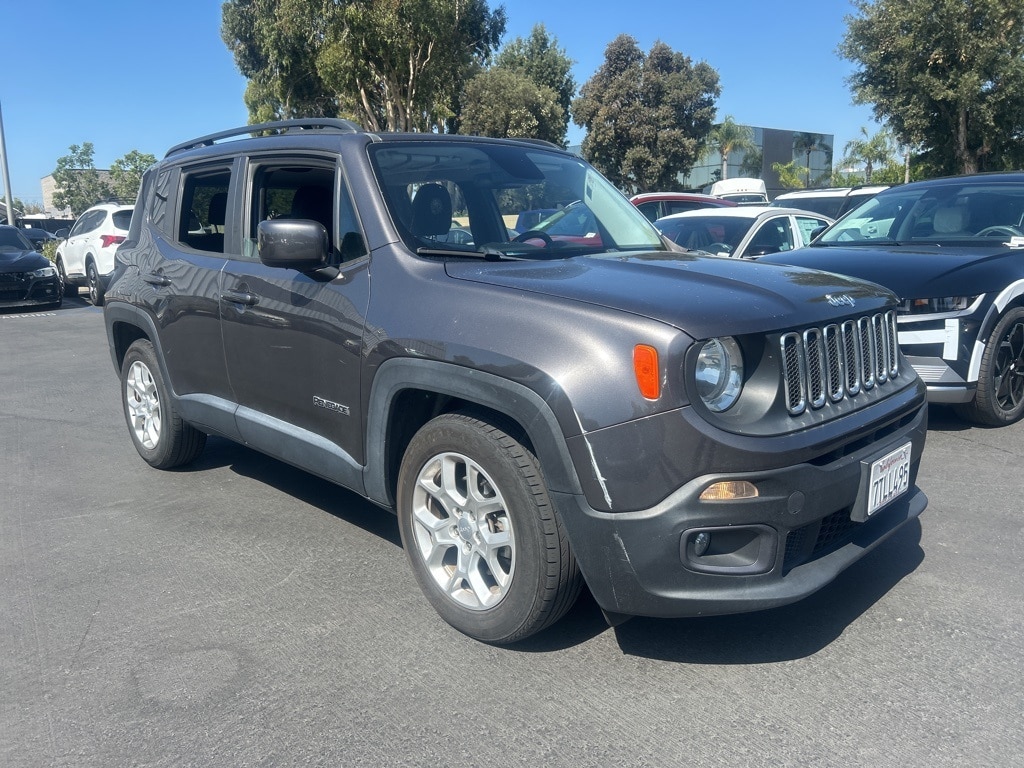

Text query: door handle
(142, 272), (171, 287)
(221, 289), (259, 307)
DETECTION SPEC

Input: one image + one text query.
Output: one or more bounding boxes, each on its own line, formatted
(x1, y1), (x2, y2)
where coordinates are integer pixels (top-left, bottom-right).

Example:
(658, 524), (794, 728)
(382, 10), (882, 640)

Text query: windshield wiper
(815, 239), (903, 247)
(416, 245), (520, 261)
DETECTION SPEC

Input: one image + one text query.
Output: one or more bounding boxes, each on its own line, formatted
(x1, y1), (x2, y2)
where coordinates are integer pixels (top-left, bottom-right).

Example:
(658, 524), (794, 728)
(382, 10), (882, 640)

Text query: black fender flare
(362, 357), (583, 509)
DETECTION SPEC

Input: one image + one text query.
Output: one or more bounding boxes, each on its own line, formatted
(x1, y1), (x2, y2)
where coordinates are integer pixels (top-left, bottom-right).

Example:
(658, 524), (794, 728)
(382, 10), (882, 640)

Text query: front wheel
(121, 339), (206, 468)
(56, 257), (77, 297)
(957, 307), (1024, 425)
(397, 412), (582, 643)
(86, 261), (105, 306)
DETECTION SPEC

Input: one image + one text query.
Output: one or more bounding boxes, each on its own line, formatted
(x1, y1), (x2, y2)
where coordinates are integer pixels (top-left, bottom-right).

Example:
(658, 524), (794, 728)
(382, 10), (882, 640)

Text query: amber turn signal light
(633, 344), (660, 399)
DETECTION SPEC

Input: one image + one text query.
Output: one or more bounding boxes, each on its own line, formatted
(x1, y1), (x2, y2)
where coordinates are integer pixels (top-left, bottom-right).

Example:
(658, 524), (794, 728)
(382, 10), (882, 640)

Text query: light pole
(0, 101), (15, 226)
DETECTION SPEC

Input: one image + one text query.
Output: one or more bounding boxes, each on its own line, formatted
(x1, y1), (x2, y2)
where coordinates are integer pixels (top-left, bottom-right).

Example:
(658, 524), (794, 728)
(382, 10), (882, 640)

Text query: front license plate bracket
(850, 441), (913, 522)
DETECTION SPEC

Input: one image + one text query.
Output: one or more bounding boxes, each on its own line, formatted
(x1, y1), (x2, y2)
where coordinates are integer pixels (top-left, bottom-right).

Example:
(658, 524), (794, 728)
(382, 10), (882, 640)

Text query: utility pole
(0, 101), (15, 226)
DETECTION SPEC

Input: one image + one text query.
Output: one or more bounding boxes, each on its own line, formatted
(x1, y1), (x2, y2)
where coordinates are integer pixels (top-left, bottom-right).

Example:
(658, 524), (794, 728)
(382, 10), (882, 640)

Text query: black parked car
(103, 119), (928, 643)
(19, 227), (57, 251)
(761, 173), (1024, 426)
(0, 225), (62, 310)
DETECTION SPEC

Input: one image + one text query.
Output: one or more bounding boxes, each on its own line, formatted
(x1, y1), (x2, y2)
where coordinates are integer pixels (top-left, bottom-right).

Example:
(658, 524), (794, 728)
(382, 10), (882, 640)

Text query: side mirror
(257, 219), (329, 271)
(54, 228), (69, 239)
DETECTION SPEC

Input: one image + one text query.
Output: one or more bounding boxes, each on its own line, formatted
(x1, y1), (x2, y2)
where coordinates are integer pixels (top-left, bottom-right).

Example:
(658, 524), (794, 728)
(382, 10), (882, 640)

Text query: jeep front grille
(781, 310), (899, 416)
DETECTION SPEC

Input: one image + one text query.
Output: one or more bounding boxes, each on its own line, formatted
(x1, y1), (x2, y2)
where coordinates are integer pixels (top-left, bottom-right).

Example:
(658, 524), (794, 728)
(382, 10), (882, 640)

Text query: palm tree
(842, 126), (895, 184)
(793, 132), (832, 187)
(709, 116), (756, 180)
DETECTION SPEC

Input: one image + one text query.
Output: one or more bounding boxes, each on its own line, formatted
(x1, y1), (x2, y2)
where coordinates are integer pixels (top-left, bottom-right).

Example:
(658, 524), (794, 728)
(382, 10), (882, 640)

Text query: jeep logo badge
(826, 294), (856, 308)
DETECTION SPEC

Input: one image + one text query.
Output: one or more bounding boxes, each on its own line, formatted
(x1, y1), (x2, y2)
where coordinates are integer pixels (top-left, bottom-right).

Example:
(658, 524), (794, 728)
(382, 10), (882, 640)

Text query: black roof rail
(164, 118), (363, 158)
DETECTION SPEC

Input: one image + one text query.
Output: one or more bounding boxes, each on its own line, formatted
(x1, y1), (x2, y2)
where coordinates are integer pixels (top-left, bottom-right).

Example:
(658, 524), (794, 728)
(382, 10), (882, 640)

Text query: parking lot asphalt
(2, 298), (1023, 767)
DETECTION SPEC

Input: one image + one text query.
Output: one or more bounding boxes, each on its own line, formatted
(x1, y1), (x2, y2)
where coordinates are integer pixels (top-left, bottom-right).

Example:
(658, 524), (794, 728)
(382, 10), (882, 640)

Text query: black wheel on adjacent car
(396, 412), (583, 644)
(959, 306), (1024, 426)
(120, 339), (206, 468)
(86, 260), (105, 306)
(56, 257), (77, 298)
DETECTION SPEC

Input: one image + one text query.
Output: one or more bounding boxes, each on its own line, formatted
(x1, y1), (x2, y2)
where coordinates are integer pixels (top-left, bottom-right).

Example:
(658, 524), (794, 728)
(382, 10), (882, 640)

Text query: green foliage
(41, 240), (58, 263)
(110, 150), (157, 205)
(840, 0), (1024, 174)
(222, 0), (339, 121)
(461, 69), (564, 143)
(840, 126), (896, 184)
(494, 25), (575, 145)
(772, 161), (806, 190)
(572, 35), (720, 194)
(709, 116), (756, 180)
(51, 143), (114, 217)
(317, 0), (505, 132)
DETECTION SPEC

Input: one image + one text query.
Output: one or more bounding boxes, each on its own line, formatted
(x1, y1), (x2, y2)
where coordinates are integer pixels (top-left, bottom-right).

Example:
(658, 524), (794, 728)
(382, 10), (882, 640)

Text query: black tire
(86, 260), (105, 306)
(120, 339), (206, 468)
(957, 306), (1024, 426)
(56, 257), (77, 297)
(396, 412), (582, 644)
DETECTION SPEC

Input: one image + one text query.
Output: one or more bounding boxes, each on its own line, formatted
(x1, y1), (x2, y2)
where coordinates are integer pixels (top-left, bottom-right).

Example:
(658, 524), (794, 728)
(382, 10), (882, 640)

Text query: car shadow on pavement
(181, 436), (925, 657)
(192, 435), (403, 548)
(607, 519), (924, 663)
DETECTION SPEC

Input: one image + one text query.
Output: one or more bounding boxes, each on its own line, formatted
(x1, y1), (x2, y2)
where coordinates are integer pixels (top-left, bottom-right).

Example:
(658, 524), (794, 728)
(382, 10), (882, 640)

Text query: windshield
(818, 180), (1024, 245)
(0, 227), (33, 252)
(369, 141), (665, 259)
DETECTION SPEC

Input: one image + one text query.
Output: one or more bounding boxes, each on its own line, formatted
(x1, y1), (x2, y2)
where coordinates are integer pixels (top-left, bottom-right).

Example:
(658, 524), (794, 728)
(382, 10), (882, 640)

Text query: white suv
(55, 203), (133, 305)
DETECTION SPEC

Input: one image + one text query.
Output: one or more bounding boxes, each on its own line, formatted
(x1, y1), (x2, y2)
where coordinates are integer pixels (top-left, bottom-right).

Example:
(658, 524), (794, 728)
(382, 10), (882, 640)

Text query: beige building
(40, 170), (113, 217)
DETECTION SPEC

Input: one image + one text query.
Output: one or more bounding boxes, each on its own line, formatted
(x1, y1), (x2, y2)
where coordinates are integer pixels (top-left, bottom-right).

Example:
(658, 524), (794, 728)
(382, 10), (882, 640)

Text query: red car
(630, 192), (737, 222)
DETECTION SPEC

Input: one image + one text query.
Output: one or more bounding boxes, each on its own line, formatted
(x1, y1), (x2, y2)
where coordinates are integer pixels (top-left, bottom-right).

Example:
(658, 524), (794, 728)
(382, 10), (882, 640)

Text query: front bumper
(0, 275), (62, 306)
(906, 355), (976, 403)
(553, 398), (928, 618)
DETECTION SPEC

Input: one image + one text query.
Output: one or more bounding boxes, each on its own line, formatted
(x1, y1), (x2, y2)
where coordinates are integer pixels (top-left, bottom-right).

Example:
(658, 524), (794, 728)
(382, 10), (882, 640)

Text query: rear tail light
(100, 235), (126, 248)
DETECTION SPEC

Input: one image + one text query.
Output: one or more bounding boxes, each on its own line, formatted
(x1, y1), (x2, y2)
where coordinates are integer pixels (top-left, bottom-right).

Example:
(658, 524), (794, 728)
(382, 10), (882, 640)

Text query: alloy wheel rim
(125, 361), (162, 450)
(993, 320), (1024, 415)
(410, 451), (515, 610)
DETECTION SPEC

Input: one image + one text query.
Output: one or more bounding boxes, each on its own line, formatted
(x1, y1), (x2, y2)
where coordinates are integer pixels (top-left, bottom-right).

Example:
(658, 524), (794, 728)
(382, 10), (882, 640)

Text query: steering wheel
(512, 229), (553, 246)
(705, 242), (733, 254)
(975, 225), (1024, 238)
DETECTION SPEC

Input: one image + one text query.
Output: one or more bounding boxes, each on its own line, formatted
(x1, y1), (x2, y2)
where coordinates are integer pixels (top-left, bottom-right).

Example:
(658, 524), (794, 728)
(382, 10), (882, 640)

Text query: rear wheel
(121, 339), (206, 468)
(397, 412), (582, 644)
(958, 307), (1024, 425)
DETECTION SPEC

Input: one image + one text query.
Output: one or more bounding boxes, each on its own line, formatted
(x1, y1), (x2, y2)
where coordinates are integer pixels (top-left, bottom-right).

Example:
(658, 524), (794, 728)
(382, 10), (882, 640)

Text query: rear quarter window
(112, 210), (133, 230)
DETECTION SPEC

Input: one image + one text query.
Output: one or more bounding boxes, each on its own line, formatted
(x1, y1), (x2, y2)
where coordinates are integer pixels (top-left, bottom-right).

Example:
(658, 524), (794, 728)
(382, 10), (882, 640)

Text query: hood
(761, 243), (1024, 300)
(0, 249), (49, 271)
(444, 251), (895, 340)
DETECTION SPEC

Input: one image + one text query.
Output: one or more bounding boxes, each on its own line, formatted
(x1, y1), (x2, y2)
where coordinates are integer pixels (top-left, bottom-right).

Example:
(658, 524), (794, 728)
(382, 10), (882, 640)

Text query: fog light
(693, 532), (711, 556)
(699, 480), (758, 501)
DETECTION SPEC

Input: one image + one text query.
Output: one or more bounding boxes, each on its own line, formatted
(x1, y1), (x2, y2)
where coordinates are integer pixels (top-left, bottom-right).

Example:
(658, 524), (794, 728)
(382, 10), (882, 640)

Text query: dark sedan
(0, 225), (62, 310)
(760, 173), (1024, 425)
(19, 227), (57, 251)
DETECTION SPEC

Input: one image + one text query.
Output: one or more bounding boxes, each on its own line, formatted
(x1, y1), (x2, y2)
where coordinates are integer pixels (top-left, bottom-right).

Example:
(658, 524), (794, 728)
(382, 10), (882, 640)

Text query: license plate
(866, 442), (912, 516)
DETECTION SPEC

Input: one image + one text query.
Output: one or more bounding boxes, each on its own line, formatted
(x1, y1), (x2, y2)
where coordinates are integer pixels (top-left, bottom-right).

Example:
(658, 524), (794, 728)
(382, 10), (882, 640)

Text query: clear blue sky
(2, 0), (877, 209)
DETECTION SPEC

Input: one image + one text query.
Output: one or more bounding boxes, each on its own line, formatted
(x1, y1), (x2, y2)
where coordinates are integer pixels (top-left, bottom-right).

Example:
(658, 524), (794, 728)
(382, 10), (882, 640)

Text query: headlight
(28, 266), (57, 278)
(695, 337), (744, 412)
(900, 295), (980, 315)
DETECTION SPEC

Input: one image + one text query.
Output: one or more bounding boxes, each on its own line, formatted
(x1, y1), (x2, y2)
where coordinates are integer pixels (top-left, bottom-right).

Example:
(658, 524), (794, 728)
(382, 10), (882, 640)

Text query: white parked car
(55, 203), (133, 305)
(769, 186), (890, 219)
(653, 206), (833, 259)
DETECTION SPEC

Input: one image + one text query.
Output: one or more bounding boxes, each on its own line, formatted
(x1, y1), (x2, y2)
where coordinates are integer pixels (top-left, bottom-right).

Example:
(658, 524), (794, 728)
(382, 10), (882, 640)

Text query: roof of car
(656, 206), (831, 221)
(629, 191), (734, 204)
(773, 186), (890, 200)
(163, 118), (565, 160)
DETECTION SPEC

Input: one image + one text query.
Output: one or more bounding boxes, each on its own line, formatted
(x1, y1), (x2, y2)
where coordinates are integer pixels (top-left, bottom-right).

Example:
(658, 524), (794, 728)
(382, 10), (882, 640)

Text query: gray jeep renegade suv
(103, 119), (928, 643)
